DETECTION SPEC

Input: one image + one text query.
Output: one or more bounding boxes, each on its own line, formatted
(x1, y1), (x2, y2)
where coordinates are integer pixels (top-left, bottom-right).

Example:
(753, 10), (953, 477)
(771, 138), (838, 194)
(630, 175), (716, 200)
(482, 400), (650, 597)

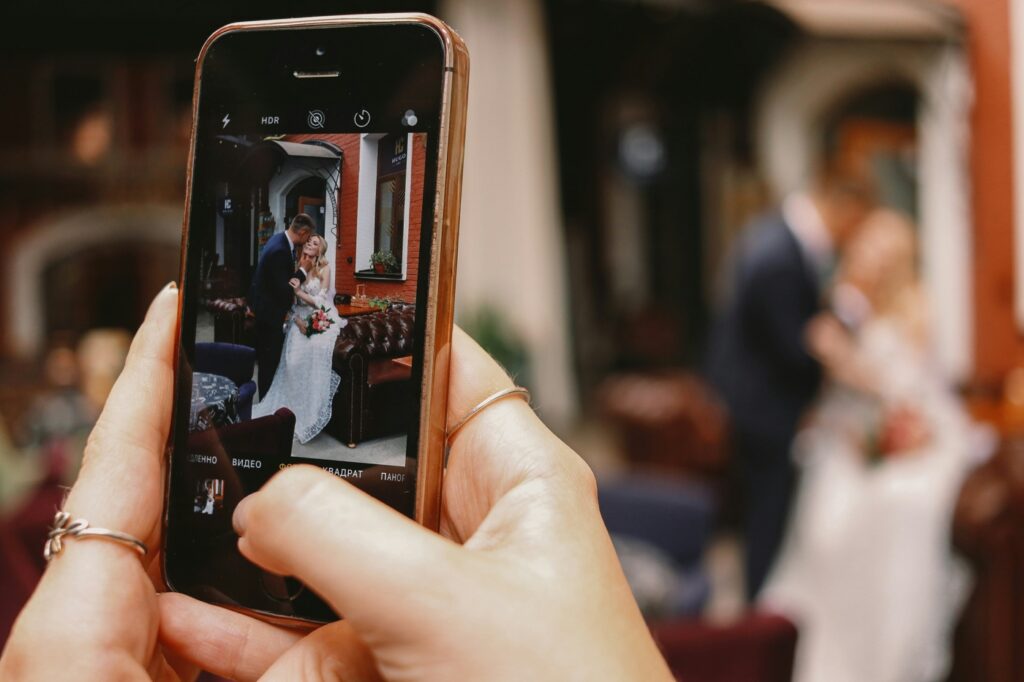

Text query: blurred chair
(650, 612), (798, 682)
(596, 371), (730, 483)
(0, 472), (66, 649)
(599, 474), (715, 616)
(195, 342), (257, 421)
(949, 433), (1024, 682)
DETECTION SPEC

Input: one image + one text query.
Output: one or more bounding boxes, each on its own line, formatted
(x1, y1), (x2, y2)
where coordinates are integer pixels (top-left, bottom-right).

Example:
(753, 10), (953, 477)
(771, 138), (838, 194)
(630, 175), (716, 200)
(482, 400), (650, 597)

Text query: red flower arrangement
(865, 403), (931, 463)
(303, 307), (335, 337)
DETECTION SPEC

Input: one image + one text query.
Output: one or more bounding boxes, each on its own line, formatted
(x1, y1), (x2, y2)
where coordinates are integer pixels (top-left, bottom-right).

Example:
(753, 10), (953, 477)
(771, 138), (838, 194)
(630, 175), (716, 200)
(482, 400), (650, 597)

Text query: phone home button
(258, 571), (306, 602)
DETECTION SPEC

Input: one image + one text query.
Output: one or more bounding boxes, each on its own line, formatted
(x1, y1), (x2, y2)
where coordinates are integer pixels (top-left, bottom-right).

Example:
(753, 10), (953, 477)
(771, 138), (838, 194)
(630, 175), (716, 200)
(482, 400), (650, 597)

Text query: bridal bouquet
(865, 403), (931, 463)
(303, 306), (335, 337)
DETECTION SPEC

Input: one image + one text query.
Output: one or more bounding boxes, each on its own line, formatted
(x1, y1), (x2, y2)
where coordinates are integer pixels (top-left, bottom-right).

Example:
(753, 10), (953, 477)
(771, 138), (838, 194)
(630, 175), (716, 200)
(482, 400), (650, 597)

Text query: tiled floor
(703, 533), (747, 623)
(291, 430), (406, 467)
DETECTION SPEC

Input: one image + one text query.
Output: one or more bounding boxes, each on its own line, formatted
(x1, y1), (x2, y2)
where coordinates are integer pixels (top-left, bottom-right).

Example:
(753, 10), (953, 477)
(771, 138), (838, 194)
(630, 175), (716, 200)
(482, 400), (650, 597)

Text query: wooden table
(336, 304), (378, 317)
(392, 355), (413, 369)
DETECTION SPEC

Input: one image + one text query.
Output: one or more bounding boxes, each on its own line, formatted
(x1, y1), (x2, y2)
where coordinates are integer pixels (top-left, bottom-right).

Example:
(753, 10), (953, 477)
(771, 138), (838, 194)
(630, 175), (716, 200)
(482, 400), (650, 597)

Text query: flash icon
(221, 114), (230, 129)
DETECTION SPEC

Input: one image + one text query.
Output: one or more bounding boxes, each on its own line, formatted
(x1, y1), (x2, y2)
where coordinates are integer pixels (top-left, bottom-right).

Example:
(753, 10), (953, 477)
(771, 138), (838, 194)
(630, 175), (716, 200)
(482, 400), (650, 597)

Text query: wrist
(22, 540), (158, 648)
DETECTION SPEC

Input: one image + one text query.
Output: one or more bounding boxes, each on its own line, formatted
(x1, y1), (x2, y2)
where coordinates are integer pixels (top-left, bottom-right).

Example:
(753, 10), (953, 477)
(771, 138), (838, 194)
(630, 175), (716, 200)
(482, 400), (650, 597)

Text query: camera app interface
(165, 23), (446, 620)
(183, 120), (433, 519)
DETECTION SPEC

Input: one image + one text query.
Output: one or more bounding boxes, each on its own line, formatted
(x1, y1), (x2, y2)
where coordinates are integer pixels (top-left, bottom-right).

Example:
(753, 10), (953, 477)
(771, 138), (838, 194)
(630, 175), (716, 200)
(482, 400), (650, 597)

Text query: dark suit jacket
(249, 231), (295, 328)
(706, 212), (824, 449)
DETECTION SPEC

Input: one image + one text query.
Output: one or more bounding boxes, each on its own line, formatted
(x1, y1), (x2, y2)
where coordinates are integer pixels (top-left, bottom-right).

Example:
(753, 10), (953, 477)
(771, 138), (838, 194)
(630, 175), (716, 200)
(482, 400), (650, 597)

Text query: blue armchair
(194, 342), (258, 421)
(599, 475), (715, 617)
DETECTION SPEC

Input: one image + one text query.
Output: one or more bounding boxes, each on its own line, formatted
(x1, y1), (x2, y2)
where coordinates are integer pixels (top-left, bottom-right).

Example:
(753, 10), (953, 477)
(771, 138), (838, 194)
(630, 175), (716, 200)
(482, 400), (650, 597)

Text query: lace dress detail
(252, 274), (345, 444)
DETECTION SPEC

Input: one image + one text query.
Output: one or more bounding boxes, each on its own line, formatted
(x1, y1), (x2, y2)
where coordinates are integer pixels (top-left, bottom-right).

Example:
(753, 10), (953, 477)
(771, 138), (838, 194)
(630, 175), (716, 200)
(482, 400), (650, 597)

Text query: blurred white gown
(760, 318), (973, 682)
(252, 274), (345, 443)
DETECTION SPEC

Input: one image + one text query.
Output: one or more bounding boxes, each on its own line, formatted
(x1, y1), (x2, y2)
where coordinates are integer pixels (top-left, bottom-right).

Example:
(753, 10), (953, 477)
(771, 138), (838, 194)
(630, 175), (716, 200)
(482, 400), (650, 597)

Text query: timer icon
(353, 109), (371, 128)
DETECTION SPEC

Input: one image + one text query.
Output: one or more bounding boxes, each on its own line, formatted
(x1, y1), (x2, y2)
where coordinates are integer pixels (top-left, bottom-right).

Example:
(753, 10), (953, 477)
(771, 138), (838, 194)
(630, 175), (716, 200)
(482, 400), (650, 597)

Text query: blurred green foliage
(459, 305), (531, 390)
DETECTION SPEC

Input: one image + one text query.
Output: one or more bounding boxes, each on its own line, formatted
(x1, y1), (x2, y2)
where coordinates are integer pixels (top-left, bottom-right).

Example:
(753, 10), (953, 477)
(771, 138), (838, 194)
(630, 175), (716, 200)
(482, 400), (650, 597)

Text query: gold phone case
(167, 13), (469, 625)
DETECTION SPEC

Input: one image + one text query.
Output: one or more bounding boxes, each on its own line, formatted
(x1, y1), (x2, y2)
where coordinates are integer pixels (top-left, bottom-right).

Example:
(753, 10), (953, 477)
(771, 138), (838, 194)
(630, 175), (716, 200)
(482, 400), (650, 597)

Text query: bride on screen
(252, 234), (345, 443)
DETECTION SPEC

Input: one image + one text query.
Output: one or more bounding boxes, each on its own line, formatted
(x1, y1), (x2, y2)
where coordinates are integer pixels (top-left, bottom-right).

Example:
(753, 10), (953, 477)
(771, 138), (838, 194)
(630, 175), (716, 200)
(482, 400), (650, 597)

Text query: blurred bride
(760, 210), (973, 682)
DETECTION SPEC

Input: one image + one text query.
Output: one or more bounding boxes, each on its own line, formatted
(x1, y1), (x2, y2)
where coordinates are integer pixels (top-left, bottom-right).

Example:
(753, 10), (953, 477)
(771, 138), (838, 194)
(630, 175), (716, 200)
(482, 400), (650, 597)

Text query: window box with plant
(370, 249), (400, 275)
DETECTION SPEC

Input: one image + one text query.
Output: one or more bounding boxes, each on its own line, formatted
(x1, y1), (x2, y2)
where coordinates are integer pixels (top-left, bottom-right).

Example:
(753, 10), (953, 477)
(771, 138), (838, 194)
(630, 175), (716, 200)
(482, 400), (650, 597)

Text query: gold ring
(447, 386), (531, 441)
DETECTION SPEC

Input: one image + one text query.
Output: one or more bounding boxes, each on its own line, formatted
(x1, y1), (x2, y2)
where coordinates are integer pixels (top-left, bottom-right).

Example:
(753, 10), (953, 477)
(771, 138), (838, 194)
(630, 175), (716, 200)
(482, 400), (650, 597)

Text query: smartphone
(163, 14), (468, 624)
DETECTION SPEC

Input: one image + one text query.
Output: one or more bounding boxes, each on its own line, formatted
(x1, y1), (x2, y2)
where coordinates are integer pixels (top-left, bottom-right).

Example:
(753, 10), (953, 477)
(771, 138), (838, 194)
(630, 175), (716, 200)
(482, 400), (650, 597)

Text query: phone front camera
(315, 46), (326, 57)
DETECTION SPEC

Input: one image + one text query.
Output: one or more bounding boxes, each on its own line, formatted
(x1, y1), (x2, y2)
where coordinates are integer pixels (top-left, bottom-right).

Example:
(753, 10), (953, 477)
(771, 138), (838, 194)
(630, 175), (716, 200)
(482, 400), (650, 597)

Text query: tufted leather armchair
(948, 434), (1024, 682)
(328, 304), (416, 447)
(204, 297), (254, 347)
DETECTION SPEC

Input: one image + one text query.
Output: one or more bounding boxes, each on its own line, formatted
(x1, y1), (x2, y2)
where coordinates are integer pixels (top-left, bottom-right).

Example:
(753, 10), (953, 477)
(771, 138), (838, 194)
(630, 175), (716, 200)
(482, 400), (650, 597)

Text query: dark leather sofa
(203, 297), (253, 347)
(327, 303), (416, 447)
(948, 433), (1024, 682)
(203, 294), (417, 447)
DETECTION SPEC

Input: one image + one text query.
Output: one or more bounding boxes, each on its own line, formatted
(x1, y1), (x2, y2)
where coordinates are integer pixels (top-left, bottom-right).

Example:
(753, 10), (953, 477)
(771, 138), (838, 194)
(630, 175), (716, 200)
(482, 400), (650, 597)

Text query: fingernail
(165, 281), (178, 291)
(233, 496), (251, 535)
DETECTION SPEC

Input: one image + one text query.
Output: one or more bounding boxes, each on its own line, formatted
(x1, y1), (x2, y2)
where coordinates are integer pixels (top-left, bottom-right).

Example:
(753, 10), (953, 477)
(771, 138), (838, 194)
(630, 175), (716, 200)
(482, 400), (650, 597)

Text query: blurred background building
(3, 0), (1024, 680)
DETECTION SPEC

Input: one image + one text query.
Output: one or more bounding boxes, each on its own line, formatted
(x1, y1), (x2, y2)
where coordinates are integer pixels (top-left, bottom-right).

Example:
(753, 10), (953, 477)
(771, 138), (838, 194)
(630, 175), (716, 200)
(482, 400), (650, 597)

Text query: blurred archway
(6, 205), (181, 357)
(43, 240), (180, 342)
(755, 17), (971, 381)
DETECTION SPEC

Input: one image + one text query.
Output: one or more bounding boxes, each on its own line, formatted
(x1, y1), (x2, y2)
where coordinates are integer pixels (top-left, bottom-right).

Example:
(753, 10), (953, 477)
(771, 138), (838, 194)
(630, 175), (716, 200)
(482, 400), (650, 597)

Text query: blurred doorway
(823, 82), (919, 219)
(547, 1), (799, 398)
(5, 205), (182, 358)
(43, 241), (179, 341)
(546, 0), (968, 402)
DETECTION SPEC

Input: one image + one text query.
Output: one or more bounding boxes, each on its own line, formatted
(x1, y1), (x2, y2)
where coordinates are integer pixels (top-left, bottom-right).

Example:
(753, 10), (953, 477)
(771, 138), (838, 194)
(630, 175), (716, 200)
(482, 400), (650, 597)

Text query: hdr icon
(260, 115), (280, 125)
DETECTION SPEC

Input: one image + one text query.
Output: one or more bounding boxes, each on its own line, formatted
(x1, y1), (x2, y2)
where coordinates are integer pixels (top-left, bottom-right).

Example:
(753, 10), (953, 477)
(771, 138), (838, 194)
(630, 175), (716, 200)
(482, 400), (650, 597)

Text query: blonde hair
(856, 209), (917, 314)
(843, 209), (929, 345)
(304, 235), (330, 282)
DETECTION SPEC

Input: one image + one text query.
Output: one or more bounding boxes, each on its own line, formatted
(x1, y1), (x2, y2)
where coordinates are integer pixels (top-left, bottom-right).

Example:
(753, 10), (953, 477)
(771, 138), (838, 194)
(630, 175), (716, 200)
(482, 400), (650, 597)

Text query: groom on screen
(250, 213), (314, 399)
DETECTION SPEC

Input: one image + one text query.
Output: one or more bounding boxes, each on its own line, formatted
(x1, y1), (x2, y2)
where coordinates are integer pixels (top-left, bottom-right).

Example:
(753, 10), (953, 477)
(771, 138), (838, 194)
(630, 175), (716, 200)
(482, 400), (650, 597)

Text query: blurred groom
(249, 213), (314, 399)
(707, 163), (873, 601)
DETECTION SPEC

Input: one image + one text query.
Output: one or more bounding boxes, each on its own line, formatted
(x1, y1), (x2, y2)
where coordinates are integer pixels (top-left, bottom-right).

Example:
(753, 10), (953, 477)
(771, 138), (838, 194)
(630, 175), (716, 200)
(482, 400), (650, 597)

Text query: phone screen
(165, 21), (448, 622)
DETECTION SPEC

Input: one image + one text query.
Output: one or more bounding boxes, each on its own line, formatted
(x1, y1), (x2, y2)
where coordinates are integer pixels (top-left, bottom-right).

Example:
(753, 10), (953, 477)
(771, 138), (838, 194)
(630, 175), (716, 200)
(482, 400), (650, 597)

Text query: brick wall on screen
(282, 133), (359, 294)
(285, 132), (426, 305)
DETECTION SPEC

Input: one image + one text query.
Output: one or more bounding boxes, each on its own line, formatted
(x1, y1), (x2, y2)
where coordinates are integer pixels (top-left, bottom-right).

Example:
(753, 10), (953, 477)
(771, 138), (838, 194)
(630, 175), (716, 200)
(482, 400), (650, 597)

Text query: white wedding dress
(760, 318), (974, 682)
(252, 273), (345, 444)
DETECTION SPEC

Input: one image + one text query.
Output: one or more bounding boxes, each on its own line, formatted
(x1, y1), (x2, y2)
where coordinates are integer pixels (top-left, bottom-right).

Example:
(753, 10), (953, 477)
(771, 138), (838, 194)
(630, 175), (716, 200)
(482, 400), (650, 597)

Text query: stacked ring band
(446, 386), (531, 441)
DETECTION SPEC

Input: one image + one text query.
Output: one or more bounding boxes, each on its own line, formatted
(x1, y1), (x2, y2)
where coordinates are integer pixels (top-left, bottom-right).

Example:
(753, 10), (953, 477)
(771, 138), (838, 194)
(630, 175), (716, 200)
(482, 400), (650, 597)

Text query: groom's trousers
(255, 321), (285, 400)
(735, 427), (798, 602)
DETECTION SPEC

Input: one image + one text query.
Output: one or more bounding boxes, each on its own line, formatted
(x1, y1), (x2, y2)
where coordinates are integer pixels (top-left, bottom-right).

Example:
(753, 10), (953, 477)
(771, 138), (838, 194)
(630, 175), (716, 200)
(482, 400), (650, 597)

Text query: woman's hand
(294, 316), (309, 335)
(806, 313), (881, 394)
(159, 327), (672, 681)
(292, 286), (316, 307)
(288, 278), (301, 290)
(0, 284), (186, 680)
(805, 312), (853, 368)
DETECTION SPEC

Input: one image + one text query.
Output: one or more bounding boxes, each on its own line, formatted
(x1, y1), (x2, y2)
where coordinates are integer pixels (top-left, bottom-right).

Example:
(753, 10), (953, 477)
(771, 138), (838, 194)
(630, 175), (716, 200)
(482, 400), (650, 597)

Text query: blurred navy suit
(707, 211), (824, 600)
